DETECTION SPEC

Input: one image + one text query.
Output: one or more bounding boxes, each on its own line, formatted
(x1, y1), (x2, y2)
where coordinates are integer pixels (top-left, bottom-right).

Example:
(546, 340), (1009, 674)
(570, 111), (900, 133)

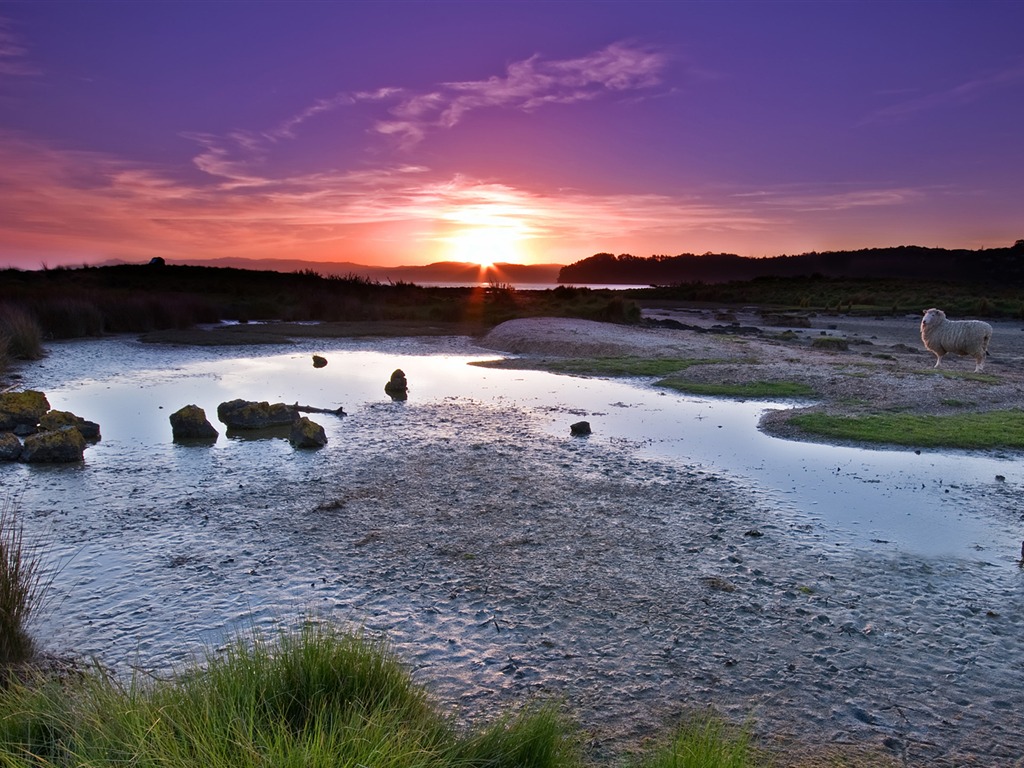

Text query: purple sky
(1, 1), (1022, 269)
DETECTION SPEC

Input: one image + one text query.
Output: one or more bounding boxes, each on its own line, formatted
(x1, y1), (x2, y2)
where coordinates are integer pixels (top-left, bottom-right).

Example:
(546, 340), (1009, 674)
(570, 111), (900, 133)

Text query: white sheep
(920, 308), (993, 372)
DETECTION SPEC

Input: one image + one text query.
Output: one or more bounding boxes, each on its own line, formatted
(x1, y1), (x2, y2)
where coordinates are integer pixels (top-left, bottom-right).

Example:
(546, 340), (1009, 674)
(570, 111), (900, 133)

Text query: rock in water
(217, 399), (298, 429)
(570, 420), (592, 436)
(0, 433), (21, 461)
(39, 410), (101, 441)
(290, 416), (327, 449)
(312, 355), (327, 368)
(385, 369), (408, 400)
(170, 405), (218, 440)
(0, 390), (50, 431)
(20, 426), (86, 463)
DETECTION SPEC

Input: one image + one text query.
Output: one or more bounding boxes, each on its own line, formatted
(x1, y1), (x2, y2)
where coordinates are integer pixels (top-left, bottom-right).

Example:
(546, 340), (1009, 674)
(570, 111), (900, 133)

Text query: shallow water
(5, 334), (1024, 764)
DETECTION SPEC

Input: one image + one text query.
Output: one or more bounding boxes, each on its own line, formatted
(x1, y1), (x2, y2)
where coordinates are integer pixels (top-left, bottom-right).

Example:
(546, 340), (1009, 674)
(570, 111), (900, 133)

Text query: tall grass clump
(632, 714), (764, 768)
(0, 305), (44, 361)
(0, 498), (47, 665)
(0, 621), (579, 768)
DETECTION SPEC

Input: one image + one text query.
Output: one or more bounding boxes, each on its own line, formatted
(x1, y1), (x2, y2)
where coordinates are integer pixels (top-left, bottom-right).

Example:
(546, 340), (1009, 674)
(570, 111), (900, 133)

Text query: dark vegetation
(559, 240), (1024, 291)
(0, 263), (640, 348)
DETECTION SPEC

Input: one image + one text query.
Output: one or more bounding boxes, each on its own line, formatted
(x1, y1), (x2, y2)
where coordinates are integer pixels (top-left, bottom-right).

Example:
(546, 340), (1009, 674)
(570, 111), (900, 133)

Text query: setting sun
(444, 227), (525, 268)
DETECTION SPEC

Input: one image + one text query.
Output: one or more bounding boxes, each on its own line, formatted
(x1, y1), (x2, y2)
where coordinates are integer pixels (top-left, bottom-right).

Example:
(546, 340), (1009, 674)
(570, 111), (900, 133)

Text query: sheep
(920, 308), (993, 372)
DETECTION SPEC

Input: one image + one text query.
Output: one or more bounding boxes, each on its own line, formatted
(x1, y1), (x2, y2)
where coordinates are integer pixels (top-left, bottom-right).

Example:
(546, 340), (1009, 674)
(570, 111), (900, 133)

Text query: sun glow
(445, 226), (525, 269)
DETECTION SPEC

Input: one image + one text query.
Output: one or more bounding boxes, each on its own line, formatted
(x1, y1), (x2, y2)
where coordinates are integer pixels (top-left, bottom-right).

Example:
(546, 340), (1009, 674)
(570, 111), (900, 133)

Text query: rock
(39, 410), (101, 441)
(217, 399), (299, 429)
(570, 420), (592, 436)
(385, 369), (408, 400)
(19, 426), (86, 463)
(289, 416), (327, 449)
(0, 390), (50, 431)
(0, 432), (21, 461)
(312, 355), (327, 368)
(169, 405), (218, 440)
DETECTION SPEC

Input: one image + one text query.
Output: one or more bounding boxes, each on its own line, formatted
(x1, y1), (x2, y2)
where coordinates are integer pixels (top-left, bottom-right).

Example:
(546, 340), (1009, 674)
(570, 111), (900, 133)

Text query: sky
(1, 1), (1023, 270)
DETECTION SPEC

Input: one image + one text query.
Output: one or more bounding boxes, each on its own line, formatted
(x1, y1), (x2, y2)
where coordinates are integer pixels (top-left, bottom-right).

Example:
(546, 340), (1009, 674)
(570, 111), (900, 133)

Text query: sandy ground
(480, 309), (1024, 441)
(10, 312), (1024, 767)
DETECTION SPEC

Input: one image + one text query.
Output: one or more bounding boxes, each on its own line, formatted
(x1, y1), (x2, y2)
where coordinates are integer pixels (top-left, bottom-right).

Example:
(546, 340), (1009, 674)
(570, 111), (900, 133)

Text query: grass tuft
(0, 306), (44, 361)
(789, 408), (1024, 449)
(0, 498), (48, 665)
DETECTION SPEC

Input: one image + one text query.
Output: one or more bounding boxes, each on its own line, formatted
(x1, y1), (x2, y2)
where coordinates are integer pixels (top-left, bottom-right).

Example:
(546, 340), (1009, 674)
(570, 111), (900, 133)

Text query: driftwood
(293, 403), (347, 417)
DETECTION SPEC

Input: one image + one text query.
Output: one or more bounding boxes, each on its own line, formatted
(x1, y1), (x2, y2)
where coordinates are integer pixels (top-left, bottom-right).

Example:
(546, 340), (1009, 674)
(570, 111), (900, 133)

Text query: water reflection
(12, 334), (1022, 563)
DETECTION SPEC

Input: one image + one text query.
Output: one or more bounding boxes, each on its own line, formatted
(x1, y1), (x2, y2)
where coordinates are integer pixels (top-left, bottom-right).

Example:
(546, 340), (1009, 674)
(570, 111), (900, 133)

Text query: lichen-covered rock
(217, 399), (298, 429)
(39, 410), (101, 441)
(19, 426), (85, 463)
(170, 405), (218, 440)
(0, 432), (21, 461)
(0, 390), (50, 431)
(289, 416), (327, 449)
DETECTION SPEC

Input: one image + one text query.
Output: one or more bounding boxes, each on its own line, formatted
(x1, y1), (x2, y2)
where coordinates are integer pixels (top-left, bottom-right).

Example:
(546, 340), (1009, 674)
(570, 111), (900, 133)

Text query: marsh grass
(656, 378), (816, 399)
(0, 306), (44, 361)
(789, 408), (1024, 449)
(633, 714), (765, 768)
(0, 623), (582, 768)
(0, 499), (48, 665)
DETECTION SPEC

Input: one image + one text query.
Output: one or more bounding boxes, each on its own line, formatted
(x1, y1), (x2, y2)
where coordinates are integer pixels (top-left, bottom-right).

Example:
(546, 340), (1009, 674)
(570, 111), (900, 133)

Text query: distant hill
(141, 257), (564, 285)
(557, 243), (1024, 285)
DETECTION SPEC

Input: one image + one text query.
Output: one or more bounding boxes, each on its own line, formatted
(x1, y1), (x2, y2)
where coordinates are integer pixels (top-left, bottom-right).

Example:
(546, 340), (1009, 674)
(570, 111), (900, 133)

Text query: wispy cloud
(375, 41), (670, 147)
(735, 184), (925, 212)
(862, 60), (1024, 124)
(0, 17), (39, 77)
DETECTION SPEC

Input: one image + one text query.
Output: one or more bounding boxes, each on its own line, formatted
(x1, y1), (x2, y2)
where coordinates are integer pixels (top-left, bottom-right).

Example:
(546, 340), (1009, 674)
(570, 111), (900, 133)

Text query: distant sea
(417, 281), (643, 291)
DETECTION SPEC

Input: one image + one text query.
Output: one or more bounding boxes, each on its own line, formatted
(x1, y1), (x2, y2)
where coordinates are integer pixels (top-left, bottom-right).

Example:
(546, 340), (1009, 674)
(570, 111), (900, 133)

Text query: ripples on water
(6, 334), (1024, 763)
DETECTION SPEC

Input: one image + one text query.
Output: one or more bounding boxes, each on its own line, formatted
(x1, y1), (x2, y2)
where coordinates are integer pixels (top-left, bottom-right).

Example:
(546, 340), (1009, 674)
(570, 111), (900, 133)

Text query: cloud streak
(862, 60), (1024, 124)
(375, 41), (670, 147)
(0, 17), (39, 77)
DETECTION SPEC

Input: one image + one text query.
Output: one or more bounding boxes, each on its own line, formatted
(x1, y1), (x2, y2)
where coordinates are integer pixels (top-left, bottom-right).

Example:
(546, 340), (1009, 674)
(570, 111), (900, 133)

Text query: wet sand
(9, 314), (1024, 766)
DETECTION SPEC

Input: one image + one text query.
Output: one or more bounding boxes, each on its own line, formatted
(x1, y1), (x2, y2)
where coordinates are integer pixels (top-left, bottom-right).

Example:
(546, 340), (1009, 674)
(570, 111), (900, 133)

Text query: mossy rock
(170, 405), (218, 441)
(0, 432), (21, 461)
(289, 416), (327, 449)
(39, 410), (101, 441)
(0, 390), (50, 431)
(20, 426), (86, 463)
(811, 336), (850, 351)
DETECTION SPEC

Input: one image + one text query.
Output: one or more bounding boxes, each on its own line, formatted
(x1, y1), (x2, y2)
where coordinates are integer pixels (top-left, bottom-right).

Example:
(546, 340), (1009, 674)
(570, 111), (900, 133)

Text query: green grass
(476, 357), (729, 377)
(0, 623), (582, 768)
(656, 378), (816, 399)
(788, 408), (1024, 449)
(0, 499), (48, 665)
(633, 715), (764, 768)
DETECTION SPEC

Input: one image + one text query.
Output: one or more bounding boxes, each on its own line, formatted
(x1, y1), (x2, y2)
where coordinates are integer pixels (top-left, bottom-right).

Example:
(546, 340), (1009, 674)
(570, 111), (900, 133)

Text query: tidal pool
(5, 333), (1024, 764)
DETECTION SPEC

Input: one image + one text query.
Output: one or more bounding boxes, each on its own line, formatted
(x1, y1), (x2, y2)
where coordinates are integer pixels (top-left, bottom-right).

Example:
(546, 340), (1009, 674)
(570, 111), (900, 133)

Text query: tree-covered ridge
(558, 241), (1024, 285)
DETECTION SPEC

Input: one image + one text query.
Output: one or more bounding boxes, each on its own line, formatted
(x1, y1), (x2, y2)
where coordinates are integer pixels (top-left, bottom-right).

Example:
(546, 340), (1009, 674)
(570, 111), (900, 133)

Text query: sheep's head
(921, 308), (945, 329)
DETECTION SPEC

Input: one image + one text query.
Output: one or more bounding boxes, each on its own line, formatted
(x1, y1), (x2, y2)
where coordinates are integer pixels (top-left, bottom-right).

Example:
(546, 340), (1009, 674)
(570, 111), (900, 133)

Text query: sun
(446, 227), (522, 269)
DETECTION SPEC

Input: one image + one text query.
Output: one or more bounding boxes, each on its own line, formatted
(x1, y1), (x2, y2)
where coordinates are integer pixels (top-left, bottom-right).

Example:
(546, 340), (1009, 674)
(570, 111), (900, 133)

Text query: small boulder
(217, 399), (299, 429)
(570, 420), (592, 436)
(384, 369), (408, 400)
(20, 426), (85, 463)
(289, 416), (327, 449)
(169, 405), (218, 441)
(0, 433), (21, 461)
(0, 390), (50, 431)
(312, 355), (328, 368)
(39, 410), (101, 442)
